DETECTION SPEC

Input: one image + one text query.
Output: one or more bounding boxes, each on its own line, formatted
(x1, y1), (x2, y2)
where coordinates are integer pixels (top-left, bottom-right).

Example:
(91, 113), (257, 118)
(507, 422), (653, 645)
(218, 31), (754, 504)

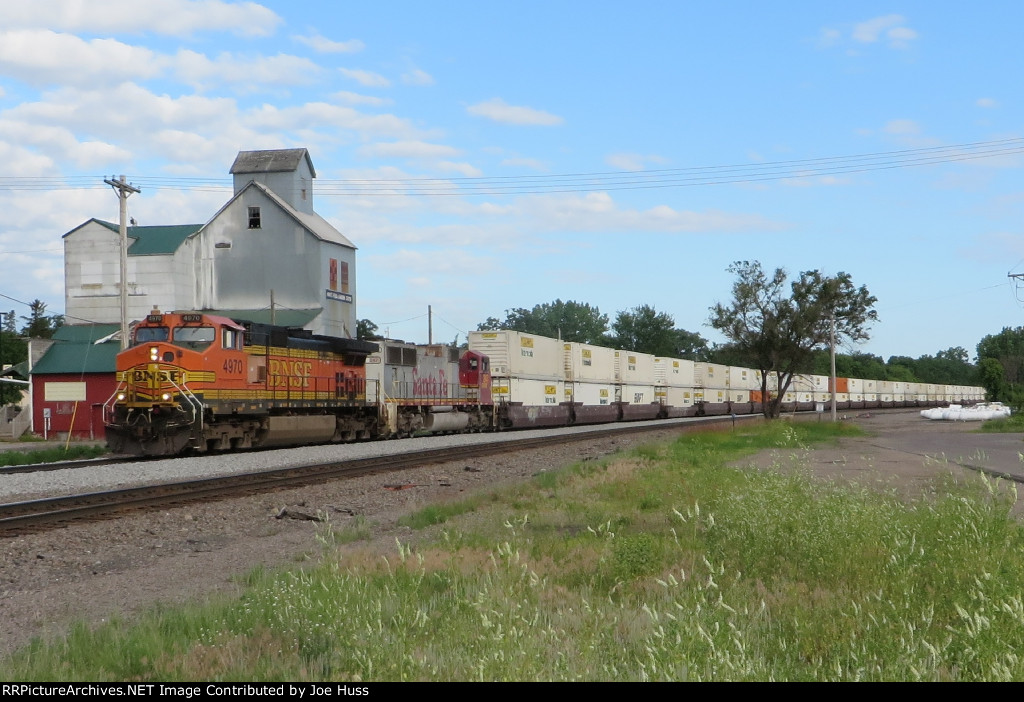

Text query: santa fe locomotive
(104, 309), (986, 457)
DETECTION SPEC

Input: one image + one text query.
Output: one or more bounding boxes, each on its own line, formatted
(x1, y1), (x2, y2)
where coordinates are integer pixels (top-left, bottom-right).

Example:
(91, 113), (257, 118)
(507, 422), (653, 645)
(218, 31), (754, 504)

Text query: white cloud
(605, 152), (669, 172)
(293, 33), (364, 54)
(0, 1), (281, 37)
(522, 192), (784, 234)
(977, 97), (998, 109)
(247, 103), (422, 140)
(173, 49), (323, 90)
(437, 161), (483, 177)
(339, 67), (391, 87)
(883, 119), (921, 136)
(500, 157), (548, 171)
(0, 118), (132, 169)
(401, 68), (435, 86)
(817, 27), (842, 48)
(333, 91), (392, 107)
(0, 30), (320, 93)
(0, 30), (165, 87)
(467, 98), (563, 126)
(365, 247), (495, 275)
(358, 140), (461, 159)
(852, 15), (918, 49)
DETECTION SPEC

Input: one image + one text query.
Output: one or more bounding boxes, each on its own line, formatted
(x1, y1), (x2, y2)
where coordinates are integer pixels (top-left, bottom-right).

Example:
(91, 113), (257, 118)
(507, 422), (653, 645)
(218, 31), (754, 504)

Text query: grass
(979, 413), (1024, 433)
(6, 419), (1024, 681)
(0, 443), (108, 467)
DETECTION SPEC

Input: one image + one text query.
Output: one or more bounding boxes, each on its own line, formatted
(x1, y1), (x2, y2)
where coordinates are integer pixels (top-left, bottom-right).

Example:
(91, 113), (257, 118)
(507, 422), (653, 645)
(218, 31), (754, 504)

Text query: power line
(0, 137), (1019, 196)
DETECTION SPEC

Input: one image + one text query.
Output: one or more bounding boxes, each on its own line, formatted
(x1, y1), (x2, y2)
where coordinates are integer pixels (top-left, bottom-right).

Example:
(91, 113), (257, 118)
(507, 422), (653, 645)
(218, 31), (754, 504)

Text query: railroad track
(0, 415), (759, 535)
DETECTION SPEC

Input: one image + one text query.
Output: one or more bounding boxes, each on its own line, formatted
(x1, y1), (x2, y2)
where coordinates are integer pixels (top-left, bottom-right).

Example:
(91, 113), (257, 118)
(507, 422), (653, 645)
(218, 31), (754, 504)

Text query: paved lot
(748, 409), (1024, 508)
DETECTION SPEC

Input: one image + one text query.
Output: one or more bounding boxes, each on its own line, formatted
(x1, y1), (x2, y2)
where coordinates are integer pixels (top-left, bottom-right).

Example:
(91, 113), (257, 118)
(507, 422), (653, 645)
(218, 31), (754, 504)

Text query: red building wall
(31, 373), (117, 441)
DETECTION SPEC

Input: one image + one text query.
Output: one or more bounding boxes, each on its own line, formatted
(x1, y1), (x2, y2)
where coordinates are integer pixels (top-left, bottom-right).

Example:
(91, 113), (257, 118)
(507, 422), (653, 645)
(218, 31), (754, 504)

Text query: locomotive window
(222, 328), (241, 350)
(172, 326), (215, 351)
(134, 326), (169, 344)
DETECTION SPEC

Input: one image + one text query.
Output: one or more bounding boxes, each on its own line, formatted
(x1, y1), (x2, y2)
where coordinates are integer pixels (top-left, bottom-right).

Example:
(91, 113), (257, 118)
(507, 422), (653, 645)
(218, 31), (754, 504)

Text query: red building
(30, 325), (119, 440)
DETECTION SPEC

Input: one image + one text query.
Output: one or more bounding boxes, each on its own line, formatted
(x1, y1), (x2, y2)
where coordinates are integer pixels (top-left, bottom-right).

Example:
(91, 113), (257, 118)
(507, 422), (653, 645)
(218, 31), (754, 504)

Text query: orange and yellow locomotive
(104, 310), (379, 455)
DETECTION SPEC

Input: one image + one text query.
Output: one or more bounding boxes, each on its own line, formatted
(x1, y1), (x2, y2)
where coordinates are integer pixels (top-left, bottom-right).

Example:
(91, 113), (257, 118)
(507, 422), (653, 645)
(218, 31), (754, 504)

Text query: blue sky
(0, 1), (1022, 360)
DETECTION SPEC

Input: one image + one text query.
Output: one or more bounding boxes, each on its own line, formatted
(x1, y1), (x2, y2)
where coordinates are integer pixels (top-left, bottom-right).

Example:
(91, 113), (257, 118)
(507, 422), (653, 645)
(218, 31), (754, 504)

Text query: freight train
(103, 309), (986, 456)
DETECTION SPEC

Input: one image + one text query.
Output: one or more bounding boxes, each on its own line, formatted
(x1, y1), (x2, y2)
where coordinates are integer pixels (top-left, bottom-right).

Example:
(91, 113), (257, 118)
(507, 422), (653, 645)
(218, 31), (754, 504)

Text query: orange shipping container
(829, 377), (850, 393)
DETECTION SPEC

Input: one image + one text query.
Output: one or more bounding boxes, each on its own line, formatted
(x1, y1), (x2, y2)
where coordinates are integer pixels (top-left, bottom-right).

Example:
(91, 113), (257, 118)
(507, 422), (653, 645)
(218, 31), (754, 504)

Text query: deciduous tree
(476, 299), (609, 344)
(609, 304), (710, 359)
(708, 261), (877, 418)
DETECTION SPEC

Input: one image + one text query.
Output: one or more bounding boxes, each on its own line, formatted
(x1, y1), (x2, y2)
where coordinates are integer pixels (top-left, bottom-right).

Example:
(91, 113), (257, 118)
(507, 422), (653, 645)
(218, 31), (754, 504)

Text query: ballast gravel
(0, 422), (691, 657)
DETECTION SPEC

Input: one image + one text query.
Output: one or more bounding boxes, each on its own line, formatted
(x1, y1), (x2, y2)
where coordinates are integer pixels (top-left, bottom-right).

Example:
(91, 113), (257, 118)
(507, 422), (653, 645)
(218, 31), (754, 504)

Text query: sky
(0, 1), (1022, 361)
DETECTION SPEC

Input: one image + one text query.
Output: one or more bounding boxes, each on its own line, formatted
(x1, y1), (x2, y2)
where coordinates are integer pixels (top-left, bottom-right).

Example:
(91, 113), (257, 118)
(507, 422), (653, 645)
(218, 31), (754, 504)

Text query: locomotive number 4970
(222, 358), (244, 374)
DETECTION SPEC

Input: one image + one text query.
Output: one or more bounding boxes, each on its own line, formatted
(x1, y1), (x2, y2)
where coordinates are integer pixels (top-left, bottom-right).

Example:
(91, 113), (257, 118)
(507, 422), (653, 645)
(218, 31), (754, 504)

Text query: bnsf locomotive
(104, 310), (492, 456)
(104, 310), (986, 457)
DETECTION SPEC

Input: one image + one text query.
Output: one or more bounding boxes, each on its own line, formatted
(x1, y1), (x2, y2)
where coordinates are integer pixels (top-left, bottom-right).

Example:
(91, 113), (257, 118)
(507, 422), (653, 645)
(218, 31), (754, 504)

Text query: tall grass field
(5, 421), (1024, 681)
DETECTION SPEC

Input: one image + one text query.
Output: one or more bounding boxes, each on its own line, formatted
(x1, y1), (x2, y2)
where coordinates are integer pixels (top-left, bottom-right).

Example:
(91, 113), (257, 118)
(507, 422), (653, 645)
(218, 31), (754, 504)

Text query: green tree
(978, 357), (1007, 402)
(609, 304), (710, 359)
(476, 299), (609, 344)
(356, 318), (380, 341)
(19, 299), (63, 339)
(708, 260), (877, 419)
(976, 327), (1024, 407)
(0, 310), (28, 405)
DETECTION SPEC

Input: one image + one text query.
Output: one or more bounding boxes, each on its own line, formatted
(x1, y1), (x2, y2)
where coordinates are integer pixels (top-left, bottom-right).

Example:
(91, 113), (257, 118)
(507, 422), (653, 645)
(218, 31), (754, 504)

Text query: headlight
(117, 393), (126, 401)
(161, 393), (172, 401)
(149, 346), (159, 361)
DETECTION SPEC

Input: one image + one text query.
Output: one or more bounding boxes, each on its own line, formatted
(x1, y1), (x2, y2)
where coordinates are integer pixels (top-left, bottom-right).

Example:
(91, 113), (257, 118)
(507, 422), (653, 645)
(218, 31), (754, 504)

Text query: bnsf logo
(132, 369), (184, 383)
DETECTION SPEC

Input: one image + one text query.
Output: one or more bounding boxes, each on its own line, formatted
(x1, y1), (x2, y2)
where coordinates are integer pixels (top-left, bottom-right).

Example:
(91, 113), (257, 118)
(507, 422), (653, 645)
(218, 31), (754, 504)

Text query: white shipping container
(811, 375), (833, 403)
(564, 381), (615, 407)
(729, 366), (756, 390)
(694, 363), (729, 389)
(657, 385), (695, 409)
(615, 350), (656, 383)
(654, 357), (696, 388)
(730, 389), (751, 403)
(619, 382), (658, 406)
(490, 376), (564, 406)
(563, 342), (617, 383)
(791, 374), (815, 392)
(695, 387), (728, 405)
(469, 330), (563, 380)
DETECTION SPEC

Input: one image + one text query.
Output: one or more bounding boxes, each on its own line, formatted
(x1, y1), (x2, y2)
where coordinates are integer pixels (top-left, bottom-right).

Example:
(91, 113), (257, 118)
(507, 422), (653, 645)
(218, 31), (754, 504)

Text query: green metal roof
(93, 220), (202, 255)
(31, 340), (118, 375)
(53, 324), (120, 343)
(1, 360), (28, 379)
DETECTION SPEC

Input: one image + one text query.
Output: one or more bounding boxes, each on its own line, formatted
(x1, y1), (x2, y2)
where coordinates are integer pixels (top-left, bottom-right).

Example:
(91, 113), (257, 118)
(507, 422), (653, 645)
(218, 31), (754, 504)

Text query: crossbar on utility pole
(104, 175), (140, 350)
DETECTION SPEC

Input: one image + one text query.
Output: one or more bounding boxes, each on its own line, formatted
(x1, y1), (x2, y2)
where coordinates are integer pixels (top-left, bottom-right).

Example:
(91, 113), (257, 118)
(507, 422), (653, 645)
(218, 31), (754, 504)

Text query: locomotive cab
(459, 350), (492, 405)
(105, 310), (248, 455)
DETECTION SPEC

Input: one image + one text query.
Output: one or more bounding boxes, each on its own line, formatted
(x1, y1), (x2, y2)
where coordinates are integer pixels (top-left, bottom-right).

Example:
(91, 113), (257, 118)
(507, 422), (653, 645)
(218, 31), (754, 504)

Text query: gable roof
(230, 148), (316, 178)
(71, 219), (203, 255)
(194, 181), (355, 249)
(31, 337), (119, 375)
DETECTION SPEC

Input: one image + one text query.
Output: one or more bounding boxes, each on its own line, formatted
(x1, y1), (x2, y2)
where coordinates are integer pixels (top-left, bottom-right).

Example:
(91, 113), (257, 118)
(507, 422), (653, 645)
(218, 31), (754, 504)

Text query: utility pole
(830, 313), (837, 422)
(428, 305), (433, 344)
(104, 175), (140, 350)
